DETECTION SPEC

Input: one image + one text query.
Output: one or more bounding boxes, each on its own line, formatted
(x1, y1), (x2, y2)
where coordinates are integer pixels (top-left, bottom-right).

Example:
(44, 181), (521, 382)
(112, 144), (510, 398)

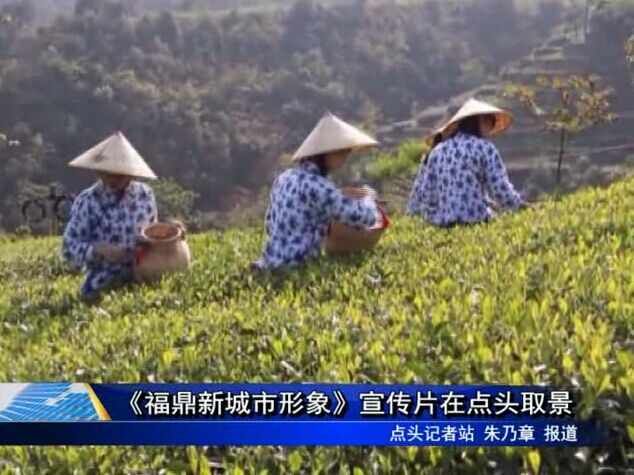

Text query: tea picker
(254, 112), (390, 269)
(406, 98), (528, 226)
(61, 132), (190, 298)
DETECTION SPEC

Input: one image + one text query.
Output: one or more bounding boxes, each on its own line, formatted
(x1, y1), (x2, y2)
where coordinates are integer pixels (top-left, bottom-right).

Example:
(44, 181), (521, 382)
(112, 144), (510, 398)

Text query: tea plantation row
(0, 176), (632, 473)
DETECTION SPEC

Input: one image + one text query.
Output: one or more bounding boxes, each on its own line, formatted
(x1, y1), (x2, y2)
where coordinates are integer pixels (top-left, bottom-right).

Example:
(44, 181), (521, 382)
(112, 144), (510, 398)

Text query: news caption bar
(0, 384), (609, 446)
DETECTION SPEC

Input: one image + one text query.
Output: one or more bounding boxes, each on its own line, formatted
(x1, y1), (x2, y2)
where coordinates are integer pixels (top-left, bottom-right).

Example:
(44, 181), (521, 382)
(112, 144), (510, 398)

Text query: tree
(627, 34), (634, 83)
(506, 75), (615, 187)
(584, 0), (592, 38)
(0, 0), (626, 231)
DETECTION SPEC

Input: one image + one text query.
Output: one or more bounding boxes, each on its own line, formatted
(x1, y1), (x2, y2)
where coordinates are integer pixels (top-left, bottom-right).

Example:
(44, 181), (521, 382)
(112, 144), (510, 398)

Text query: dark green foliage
(0, 0), (567, 230)
(368, 140), (427, 181)
(153, 177), (199, 228)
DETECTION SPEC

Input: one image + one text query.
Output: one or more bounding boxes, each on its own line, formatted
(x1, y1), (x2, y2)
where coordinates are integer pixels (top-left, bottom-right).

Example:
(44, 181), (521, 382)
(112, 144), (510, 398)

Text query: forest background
(0, 0), (632, 231)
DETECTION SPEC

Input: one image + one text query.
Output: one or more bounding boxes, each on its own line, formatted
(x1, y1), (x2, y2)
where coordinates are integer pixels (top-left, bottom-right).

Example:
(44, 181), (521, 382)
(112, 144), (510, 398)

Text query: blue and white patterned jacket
(406, 132), (522, 226)
(256, 161), (381, 268)
(62, 181), (157, 296)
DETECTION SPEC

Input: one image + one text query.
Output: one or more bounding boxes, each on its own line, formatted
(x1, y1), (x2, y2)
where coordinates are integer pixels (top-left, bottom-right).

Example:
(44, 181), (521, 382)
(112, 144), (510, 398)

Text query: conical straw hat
(68, 132), (157, 179)
(292, 112), (379, 161)
(431, 98), (513, 143)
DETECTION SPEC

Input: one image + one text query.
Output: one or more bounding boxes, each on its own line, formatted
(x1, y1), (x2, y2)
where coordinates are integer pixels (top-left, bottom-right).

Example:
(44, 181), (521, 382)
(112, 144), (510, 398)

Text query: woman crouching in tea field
(62, 132), (158, 297)
(406, 99), (527, 226)
(407, 131), (443, 196)
(255, 113), (387, 269)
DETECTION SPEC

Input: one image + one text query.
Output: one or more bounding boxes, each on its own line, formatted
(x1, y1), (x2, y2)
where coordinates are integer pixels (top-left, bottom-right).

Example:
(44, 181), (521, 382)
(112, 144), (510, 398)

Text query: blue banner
(0, 383), (610, 446)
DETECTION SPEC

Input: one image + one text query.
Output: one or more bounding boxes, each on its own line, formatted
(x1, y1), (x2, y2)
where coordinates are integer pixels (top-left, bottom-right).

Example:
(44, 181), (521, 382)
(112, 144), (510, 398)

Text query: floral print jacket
(406, 132), (522, 226)
(256, 161), (381, 268)
(62, 180), (157, 296)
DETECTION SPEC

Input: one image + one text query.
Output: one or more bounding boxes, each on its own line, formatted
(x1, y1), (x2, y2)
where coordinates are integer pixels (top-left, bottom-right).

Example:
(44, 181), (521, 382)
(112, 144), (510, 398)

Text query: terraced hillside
(378, 23), (634, 197)
(0, 175), (631, 472)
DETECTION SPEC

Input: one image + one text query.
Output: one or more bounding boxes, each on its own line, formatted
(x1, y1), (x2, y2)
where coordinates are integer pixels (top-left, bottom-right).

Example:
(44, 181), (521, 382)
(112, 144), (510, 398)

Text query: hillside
(0, 0), (574, 230)
(0, 0), (301, 23)
(0, 176), (632, 472)
(378, 7), (634, 198)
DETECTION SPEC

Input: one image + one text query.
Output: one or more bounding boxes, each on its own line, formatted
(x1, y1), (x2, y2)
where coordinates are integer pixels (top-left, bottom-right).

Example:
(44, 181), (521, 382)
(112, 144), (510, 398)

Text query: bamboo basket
(324, 186), (388, 255)
(133, 222), (192, 282)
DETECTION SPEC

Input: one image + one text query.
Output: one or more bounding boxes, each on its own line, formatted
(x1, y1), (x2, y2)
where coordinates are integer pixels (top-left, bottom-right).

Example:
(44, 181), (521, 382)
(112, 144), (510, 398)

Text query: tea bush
(0, 177), (632, 473)
(367, 140), (428, 181)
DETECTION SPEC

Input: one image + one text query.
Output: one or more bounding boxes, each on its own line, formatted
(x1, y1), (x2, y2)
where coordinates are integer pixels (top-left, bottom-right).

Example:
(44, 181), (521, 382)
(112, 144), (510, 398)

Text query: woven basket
(324, 186), (387, 255)
(133, 222), (191, 282)
(142, 222), (182, 242)
(324, 221), (385, 255)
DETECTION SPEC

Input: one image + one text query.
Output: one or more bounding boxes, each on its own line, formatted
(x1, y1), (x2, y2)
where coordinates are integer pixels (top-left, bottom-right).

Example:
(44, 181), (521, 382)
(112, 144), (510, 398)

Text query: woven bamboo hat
(292, 112), (379, 161)
(68, 132), (157, 179)
(428, 98), (513, 145)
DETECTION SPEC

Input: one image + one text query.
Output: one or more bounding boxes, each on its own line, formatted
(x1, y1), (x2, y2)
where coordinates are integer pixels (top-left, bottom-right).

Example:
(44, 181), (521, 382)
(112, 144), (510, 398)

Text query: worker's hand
(94, 243), (127, 263)
(343, 187), (369, 199)
(360, 185), (379, 201)
(343, 186), (379, 201)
